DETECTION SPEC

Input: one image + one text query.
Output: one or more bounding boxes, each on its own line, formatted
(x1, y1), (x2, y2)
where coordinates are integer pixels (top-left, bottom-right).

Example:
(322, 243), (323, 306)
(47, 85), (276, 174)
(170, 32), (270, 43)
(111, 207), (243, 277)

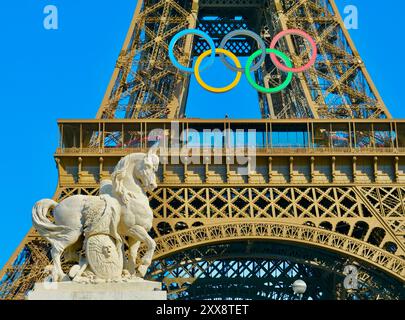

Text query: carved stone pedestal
(26, 280), (167, 300)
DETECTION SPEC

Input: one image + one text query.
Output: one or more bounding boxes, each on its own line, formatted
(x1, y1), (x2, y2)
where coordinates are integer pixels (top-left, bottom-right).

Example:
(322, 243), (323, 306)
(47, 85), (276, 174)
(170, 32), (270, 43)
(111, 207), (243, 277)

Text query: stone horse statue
(32, 146), (159, 282)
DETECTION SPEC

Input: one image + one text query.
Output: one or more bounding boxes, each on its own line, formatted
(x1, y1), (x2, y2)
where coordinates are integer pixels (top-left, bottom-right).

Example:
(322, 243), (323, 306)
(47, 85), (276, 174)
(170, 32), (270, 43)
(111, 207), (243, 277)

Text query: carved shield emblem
(86, 235), (123, 280)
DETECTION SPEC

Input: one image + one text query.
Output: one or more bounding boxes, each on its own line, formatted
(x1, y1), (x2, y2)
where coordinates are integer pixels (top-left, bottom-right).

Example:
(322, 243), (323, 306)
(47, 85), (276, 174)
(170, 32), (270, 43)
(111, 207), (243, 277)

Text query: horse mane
(111, 154), (140, 204)
(111, 148), (159, 205)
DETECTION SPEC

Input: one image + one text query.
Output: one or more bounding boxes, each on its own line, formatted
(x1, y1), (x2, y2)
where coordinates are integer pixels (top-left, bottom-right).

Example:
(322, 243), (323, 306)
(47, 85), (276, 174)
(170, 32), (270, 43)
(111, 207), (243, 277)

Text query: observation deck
(55, 119), (405, 186)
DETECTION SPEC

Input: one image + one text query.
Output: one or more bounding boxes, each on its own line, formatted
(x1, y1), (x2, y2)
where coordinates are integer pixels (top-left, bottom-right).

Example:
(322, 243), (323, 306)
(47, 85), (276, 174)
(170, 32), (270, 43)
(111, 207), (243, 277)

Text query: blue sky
(0, 0), (404, 269)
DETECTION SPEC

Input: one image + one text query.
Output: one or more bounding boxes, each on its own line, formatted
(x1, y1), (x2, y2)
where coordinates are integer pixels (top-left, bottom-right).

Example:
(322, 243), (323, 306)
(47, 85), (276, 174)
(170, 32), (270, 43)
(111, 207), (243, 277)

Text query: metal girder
(2, 180), (405, 299)
(96, 0), (196, 119)
(95, 0), (390, 120)
(147, 242), (404, 300)
(269, 0), (391, 119)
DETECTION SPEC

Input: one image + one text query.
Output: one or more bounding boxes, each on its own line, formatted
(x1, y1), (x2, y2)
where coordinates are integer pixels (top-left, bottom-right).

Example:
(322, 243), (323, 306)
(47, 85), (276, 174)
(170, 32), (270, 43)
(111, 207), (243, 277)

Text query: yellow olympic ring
(194, 49), (242, 93)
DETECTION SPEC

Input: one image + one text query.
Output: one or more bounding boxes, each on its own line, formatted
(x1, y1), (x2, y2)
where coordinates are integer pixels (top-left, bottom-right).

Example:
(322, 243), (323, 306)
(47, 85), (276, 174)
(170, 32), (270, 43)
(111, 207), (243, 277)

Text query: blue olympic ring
(169, 29), (216, 73)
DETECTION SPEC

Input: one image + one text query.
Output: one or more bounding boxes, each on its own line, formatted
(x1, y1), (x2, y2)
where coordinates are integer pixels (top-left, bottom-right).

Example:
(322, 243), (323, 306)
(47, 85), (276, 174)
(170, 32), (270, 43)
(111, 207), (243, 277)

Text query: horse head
(134, 144), (160, 192)
(111, 143), (160, 205)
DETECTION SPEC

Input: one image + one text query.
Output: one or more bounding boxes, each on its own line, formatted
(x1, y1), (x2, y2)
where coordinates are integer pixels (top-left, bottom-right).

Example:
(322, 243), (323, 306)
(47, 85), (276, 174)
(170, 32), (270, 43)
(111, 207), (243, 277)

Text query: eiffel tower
(1, 0), (404, 300)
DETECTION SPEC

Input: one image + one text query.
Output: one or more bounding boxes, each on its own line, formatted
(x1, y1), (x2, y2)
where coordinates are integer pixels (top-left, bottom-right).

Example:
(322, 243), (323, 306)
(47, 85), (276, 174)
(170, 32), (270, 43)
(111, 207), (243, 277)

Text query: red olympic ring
(269, 29), (317, 73)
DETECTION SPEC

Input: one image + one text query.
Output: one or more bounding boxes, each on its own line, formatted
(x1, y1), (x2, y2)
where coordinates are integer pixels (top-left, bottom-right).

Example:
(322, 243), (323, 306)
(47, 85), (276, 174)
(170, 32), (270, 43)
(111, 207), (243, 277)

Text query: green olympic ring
(245, 48), (293, 94)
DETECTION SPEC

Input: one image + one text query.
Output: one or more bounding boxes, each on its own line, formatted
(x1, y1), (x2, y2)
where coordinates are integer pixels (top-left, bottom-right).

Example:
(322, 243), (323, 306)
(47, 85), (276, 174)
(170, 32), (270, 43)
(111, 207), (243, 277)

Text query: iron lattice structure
(96, 0), (390, 120)
(1, 0), (404, 300)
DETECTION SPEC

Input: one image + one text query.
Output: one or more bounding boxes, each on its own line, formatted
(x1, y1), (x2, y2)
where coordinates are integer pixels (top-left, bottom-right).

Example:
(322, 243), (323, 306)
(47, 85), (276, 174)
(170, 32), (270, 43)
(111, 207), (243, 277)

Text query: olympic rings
(169, 28), (318, 93)
(246, 49), (293, 94)
(219, 30), (267, 72)
(169, 29), (216, 73)
(195, 49), (242, 93)
(269, 29), (317, 73)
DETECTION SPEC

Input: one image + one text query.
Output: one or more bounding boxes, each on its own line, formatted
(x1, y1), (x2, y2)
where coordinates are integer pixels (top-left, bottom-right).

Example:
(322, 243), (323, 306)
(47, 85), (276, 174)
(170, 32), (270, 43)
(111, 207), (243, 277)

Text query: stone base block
(26, 280), (167, 300)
